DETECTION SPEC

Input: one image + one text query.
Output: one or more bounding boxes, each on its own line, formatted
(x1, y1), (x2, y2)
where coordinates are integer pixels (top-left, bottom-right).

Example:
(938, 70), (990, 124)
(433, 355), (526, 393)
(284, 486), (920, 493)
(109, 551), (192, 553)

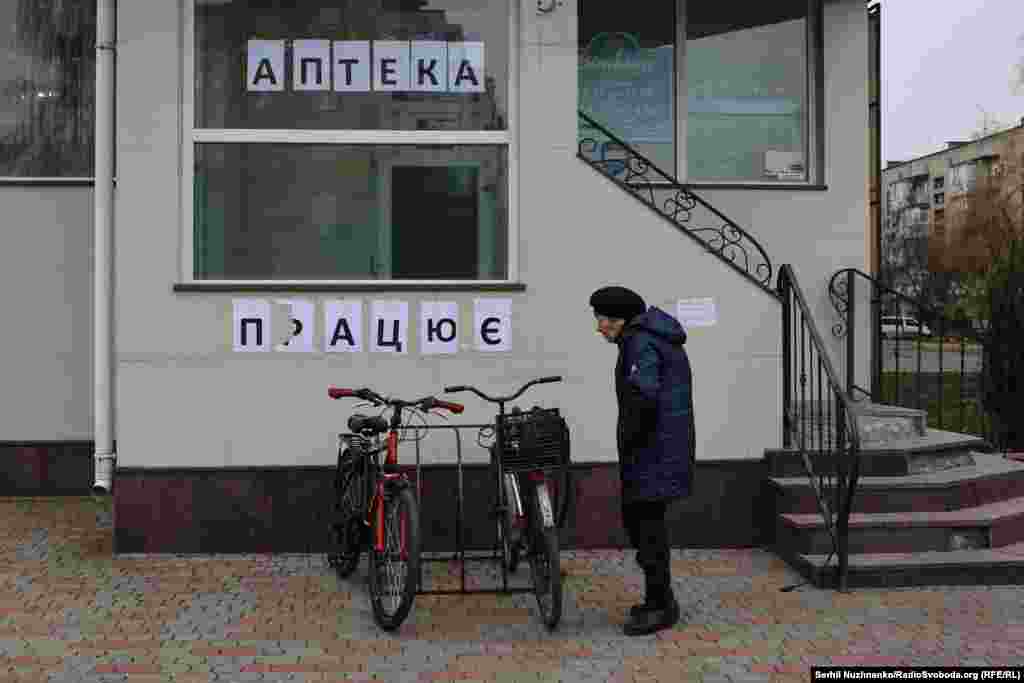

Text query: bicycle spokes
(378, 497), (409, 614)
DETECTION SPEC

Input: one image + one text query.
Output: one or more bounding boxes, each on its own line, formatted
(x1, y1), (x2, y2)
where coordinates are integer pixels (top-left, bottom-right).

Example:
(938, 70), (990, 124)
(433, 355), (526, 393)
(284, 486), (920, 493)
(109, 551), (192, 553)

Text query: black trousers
(621, 498), (672, 605)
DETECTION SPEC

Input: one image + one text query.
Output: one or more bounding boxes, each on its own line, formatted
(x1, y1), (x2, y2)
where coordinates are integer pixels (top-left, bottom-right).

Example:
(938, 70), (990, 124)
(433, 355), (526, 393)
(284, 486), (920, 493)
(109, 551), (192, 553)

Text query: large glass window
(578, 2), (675, 174)
(189, 0), (512, 282)
(195, 0), (507, 132)
(194, 143), (507, 280)
(0, 0), (95, 177)
(577, 0), (818, 185)
(685, 1), (810, 182)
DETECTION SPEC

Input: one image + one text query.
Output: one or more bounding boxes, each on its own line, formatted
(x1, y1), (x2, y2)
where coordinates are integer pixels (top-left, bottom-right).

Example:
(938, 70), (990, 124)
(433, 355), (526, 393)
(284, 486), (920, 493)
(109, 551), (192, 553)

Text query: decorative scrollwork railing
(828, 268), (996, 445)
(577, 110), (777, 298)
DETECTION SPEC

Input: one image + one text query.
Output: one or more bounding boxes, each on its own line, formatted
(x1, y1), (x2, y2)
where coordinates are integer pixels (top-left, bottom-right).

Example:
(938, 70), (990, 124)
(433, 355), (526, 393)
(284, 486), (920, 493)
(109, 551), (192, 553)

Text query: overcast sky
(880, 0), (1023, 165)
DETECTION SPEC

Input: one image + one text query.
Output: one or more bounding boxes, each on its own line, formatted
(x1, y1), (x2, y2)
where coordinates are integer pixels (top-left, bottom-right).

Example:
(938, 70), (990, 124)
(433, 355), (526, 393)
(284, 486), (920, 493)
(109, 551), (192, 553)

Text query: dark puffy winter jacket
(615, 306), (696, 502)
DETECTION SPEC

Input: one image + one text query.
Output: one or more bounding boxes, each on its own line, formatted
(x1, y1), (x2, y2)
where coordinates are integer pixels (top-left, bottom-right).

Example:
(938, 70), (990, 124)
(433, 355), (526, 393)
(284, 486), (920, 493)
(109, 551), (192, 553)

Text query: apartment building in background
(880, 118), (1024, 306)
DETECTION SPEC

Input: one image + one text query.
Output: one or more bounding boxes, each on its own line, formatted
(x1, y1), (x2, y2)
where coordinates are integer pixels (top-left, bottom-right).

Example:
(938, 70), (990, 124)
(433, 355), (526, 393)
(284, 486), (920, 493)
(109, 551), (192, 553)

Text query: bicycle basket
(497, 407), (570, 474)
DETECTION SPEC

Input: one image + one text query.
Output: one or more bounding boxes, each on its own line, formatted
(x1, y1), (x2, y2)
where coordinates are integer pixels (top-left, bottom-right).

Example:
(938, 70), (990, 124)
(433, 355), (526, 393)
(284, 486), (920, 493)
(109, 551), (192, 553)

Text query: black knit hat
(589, 286), (646, 322)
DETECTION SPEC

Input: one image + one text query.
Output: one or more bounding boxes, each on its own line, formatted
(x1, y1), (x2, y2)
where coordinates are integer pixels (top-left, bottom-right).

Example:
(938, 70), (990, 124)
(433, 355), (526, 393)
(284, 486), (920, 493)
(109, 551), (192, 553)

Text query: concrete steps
(769, 453), (1024, 514)
(769, 406), (1024, 587)
(793, 542), (1024, 588)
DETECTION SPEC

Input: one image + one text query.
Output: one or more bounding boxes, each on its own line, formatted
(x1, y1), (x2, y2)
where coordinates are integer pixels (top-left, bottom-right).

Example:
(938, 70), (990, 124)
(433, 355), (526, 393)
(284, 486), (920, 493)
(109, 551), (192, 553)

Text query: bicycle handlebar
(327, 387), (464, 414)
(443, 375), (562, 404)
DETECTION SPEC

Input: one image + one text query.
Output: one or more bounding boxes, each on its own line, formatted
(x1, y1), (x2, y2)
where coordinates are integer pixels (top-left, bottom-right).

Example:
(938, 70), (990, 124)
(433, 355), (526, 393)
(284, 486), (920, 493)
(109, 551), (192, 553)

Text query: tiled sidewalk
(2, 497), (1024, 682)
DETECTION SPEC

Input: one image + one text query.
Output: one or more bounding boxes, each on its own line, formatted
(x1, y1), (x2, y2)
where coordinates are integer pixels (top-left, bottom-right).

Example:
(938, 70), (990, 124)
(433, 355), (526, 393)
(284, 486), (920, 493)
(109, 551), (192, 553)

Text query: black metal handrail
(578, 110), (778, 299)
(778, 264), (862, 591)
(828, 268), (995, 445)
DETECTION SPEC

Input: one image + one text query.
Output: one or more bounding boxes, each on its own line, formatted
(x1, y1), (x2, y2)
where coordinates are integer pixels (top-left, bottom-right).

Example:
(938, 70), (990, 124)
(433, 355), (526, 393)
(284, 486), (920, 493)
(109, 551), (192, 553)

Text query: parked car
(880, 315), (931, 338)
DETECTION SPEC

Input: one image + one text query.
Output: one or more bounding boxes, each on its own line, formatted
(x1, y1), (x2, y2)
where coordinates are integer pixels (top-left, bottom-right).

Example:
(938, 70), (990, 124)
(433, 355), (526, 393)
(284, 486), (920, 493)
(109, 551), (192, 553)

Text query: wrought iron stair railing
(577, 110), (778, 299)
(778, 264), (862, 591)
(828, 267), (997, 445)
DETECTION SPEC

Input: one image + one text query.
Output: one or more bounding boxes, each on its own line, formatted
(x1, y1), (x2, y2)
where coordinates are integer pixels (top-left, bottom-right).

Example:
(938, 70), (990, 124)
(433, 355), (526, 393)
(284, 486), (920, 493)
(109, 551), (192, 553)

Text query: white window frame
(179, 0), (520, 286)
(674, 0), (821, 187)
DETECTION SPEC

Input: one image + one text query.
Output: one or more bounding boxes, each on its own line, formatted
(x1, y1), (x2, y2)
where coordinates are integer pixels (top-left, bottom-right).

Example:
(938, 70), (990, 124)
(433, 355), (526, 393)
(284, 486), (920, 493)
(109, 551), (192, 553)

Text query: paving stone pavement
(2, 497), (1024, 683)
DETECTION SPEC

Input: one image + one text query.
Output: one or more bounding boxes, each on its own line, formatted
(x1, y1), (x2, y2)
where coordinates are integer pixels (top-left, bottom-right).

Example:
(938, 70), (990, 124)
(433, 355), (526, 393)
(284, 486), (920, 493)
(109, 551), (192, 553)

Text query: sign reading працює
(247, 39), (485, 93)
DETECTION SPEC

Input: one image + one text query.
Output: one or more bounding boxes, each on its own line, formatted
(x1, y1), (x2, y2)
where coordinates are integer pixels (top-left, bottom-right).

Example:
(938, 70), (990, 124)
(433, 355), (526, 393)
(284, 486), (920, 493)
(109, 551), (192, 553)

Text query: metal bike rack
(407, 422), (539, 596)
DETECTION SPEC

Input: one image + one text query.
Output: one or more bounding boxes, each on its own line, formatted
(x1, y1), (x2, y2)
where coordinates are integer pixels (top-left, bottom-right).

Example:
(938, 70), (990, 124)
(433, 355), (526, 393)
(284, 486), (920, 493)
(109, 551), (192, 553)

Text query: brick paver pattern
(1, 497), (1023, 682)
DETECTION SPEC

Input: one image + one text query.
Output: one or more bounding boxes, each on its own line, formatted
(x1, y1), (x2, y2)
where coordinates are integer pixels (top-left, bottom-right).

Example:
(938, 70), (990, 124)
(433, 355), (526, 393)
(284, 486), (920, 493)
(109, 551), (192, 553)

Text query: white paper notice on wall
(474, 299), (511, 352)
(677, 297), (718, 328)
(447, 42), (484, 93)
(273, 300), (315, 352)
(233, 299), (271, 352)
(370, 301), (409, 354)
(292, 40), (331, 91)
(323, 300), (363, 353)
(420, 302), (459, 355)
(247, 40), (285, 92)
(333, 41), (371, 92)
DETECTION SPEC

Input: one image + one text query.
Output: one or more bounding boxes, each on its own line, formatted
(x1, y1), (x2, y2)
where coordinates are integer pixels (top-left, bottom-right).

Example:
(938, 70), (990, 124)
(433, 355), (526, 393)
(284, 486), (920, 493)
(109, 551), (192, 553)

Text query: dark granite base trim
(0, 441), (100, 495)
(113, 459), (773, 554)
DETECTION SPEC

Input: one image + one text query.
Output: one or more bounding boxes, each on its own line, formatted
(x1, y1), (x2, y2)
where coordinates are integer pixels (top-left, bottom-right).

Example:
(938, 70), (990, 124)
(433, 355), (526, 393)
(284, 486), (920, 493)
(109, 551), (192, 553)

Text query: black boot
(624, 589), (680, 636)
(628, 598), (660, 617)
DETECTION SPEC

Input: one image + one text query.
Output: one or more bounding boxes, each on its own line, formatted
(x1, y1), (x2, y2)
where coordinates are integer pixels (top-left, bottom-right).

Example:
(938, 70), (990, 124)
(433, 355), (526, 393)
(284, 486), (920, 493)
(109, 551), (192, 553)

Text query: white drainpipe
(93, 0), (116, 495)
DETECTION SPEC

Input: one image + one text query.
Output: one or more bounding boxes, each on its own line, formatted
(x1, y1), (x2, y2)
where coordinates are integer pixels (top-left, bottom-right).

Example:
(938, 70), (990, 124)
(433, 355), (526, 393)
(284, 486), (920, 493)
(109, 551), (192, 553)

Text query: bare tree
(949, 131), (1024, 276)
(947, 130), (1024, 450)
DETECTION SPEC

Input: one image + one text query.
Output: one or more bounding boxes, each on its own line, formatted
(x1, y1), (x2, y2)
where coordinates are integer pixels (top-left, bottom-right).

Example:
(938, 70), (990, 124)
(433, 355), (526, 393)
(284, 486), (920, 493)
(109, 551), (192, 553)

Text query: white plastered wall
(111, 0), (867, 469)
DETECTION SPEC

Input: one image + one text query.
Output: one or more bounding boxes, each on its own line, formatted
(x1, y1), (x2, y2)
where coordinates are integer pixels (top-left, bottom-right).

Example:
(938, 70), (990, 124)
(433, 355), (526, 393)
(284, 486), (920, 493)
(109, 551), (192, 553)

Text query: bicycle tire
(528, 484), (562, 631)
(369, 485), (420, 631)
(327, 447), (363, 579)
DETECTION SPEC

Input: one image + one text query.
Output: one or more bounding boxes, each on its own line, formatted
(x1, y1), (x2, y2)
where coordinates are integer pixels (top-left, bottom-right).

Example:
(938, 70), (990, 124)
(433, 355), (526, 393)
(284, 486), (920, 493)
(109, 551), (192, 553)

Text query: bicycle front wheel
(528, 483), (562, 631)
(369, 485), (420, 631)
(327, 448), (364, 579)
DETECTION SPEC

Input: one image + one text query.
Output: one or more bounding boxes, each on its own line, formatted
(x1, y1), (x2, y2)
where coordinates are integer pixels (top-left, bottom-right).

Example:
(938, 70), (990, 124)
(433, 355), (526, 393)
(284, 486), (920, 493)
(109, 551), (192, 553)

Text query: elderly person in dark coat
(590, 285), (696, 636)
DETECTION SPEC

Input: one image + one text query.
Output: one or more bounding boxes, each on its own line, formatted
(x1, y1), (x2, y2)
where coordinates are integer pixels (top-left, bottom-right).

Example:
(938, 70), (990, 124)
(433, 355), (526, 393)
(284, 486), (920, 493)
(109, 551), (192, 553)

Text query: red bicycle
(326, 386), (463, 631)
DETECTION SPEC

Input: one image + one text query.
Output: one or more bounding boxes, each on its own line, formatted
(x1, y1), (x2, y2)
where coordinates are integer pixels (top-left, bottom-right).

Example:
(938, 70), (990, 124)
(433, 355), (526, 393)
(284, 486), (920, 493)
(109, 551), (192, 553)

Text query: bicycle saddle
(348, 413), (389, 435)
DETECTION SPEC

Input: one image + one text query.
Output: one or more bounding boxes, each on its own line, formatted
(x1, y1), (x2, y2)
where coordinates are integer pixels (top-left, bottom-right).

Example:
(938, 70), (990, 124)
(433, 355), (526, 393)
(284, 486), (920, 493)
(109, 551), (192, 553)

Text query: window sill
(173, 281), (528, 293)
(0, 177), (94, 186)
(623, 181), (829, 191)
(684, 183), (829, 191)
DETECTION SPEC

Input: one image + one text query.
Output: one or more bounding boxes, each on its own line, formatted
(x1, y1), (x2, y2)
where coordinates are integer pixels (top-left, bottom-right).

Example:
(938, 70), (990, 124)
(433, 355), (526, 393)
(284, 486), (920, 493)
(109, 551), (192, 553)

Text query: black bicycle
(326, 385), (464, 631)
(444, 376), (569, 630)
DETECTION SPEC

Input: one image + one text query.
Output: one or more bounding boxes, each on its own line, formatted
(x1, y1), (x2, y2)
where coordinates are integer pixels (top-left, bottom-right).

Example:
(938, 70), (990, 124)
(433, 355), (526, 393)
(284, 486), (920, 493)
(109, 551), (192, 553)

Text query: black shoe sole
(623, 601), (680, 636)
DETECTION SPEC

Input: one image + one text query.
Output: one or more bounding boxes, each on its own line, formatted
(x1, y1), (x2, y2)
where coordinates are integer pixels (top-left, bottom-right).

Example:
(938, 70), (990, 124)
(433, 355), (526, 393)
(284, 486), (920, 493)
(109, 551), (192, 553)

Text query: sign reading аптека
(248, 40), (485, 93)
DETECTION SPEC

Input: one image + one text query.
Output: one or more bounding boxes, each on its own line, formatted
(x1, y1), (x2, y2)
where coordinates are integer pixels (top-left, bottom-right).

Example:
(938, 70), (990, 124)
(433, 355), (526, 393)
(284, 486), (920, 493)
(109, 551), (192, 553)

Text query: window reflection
(0, 0), (95, 177)
(577, 1), (676, 174)
(195, 0), (508, 131)
(686, 1), (809, 182)
(194, 143), (508, 280)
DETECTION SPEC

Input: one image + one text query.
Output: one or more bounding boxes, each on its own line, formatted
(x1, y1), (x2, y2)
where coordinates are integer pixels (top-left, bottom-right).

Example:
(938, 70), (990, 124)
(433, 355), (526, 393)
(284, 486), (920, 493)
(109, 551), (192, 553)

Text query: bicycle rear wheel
(369, 485), (420, 631)
(528, 483), (562, 630)
(327, 447), (364, 578)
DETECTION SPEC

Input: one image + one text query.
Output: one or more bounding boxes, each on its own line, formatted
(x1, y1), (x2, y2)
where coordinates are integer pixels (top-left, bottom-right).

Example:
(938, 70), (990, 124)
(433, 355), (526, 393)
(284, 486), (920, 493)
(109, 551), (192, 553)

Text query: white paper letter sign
(324, 300), (363, 353)
(448, 42), (484, 93)
(233, 299), (271, 352)
(420, 302), (459, 355)
(273, 300), (315, 352)
(333, 41), (370, 92)
(677, 297), (717, 328)
(411, 41), (447, 92)
(247, 40), (285, 92)
(474, 299), (510, 352)
(292, 40), (331, 91)
(374, 41), (410, 92)
(371, 301), (409, 354)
